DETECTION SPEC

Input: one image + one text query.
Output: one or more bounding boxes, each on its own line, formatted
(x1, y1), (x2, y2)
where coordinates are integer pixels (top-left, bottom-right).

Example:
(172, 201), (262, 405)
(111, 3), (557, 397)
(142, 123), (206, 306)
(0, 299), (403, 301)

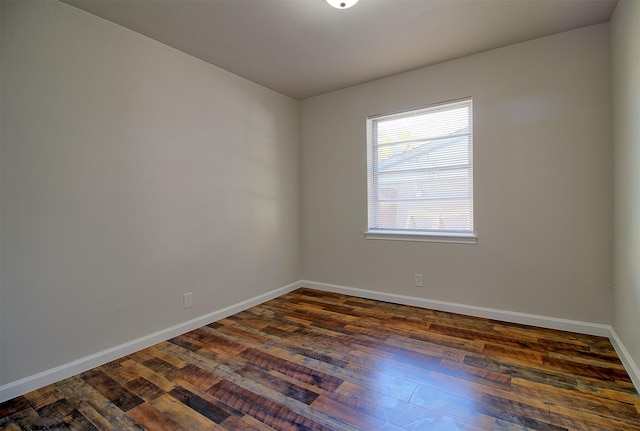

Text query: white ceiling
(63, 0), (618, 100)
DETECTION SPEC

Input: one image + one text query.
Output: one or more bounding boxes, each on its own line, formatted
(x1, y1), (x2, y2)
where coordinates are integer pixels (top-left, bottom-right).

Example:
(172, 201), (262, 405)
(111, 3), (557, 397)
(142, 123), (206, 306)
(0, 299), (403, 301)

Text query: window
(366, 98), (475, 243)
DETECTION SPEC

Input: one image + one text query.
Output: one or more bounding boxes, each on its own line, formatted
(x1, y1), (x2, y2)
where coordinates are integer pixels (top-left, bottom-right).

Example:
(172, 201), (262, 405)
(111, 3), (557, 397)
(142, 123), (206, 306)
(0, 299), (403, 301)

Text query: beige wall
(301, 24), (613, 324)
(611, 0), (640, 375)
(0, 1), (300, 384)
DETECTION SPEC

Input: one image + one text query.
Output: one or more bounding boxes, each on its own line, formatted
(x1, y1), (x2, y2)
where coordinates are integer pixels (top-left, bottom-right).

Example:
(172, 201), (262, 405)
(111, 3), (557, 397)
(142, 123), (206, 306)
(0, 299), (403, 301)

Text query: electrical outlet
(183, 292), (193, 308)
(414, 274), (423, 287)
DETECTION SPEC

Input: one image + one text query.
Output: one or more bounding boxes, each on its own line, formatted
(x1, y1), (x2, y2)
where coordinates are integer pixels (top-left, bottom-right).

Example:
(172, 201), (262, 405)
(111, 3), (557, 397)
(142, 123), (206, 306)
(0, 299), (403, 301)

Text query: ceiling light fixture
(326, 0), (359, 9)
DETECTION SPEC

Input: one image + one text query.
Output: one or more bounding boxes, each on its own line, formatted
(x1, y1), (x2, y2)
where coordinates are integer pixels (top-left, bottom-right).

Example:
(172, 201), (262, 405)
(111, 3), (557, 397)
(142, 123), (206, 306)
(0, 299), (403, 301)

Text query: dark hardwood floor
(2, 287), (639, 430)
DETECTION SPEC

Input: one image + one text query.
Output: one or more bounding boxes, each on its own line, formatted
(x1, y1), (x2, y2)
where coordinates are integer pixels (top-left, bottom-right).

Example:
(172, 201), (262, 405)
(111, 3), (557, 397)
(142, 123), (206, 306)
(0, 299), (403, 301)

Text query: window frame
(365, 98), (477, 244)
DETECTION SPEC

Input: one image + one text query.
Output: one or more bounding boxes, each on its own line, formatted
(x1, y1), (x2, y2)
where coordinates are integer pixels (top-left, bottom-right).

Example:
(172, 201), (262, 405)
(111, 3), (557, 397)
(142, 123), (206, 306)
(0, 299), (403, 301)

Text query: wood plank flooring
(2, 287), (639, 430)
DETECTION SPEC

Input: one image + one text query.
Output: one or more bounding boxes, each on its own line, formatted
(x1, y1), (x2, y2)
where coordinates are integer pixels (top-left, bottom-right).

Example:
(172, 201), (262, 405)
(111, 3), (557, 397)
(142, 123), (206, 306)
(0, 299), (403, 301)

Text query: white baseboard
(607, 327), (640, 391)
(301, 280), (640, 392)
(0, 281), (301, 403)
(301, 280), (611, 336)
(3, 279), (638, 402)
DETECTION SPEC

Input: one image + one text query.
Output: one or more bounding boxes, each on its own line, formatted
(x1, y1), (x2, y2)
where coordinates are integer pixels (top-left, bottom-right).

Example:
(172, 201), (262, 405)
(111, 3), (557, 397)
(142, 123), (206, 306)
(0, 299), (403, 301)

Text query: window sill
(365, 230), (477, 244)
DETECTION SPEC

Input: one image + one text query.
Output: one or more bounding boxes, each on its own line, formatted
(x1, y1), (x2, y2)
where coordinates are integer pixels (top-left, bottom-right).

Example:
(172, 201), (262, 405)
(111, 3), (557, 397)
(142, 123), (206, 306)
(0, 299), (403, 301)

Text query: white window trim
(366, 98), (475, 244)
(365, 229), (477, 244)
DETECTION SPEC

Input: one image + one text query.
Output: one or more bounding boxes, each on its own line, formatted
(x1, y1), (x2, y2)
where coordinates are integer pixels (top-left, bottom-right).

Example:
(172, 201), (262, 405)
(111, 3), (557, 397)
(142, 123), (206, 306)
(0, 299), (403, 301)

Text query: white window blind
(367, 98), (474, 241)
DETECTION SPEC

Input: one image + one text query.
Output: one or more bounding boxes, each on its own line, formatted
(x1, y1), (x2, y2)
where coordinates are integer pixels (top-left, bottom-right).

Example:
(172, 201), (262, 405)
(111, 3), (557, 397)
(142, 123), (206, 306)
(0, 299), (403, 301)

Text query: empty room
(1, 0), (639, 429)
